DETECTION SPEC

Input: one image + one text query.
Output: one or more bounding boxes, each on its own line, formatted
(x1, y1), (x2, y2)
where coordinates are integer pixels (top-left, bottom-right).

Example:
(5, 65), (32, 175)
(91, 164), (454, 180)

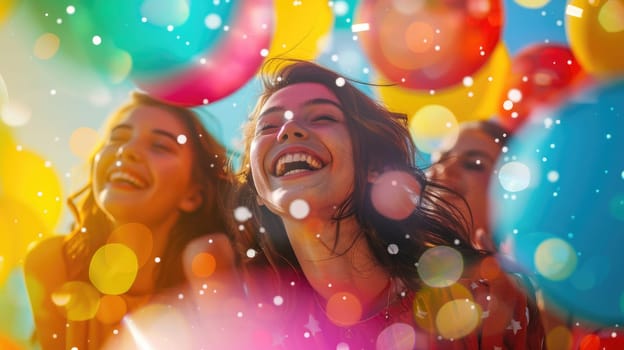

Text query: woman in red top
(233, 60), (545, 349)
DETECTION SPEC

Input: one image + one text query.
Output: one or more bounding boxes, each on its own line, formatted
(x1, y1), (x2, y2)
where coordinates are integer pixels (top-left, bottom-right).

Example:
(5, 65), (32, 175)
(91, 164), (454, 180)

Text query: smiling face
(92, 105), (202, 229)
(249, 82), (355, 220)
(429, 125), (503, 250)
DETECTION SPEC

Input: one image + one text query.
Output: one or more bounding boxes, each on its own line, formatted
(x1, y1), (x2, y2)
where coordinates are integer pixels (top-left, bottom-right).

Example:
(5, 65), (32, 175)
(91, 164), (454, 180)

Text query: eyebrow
(110, 124), (182, 146)
(258, 98), (343, 119)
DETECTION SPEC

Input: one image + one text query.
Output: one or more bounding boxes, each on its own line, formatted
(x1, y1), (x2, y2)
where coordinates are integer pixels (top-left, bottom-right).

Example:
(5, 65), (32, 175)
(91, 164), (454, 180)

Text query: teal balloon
(23, 0), (236, 76)
(90, 0), (236, 76)
(23, 0), (114, 69)
(490, 79), (624, 326)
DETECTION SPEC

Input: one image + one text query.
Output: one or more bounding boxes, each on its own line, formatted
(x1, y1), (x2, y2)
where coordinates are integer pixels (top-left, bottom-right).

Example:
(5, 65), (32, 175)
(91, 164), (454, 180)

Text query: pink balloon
(135, 0), (273, 107)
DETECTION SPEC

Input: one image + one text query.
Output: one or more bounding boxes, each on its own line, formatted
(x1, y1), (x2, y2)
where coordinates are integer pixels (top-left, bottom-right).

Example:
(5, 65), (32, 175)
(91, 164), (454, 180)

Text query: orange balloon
(566, 0), (624, 77)
(377, 43), (510, 123)
(0, 333), (23, 350)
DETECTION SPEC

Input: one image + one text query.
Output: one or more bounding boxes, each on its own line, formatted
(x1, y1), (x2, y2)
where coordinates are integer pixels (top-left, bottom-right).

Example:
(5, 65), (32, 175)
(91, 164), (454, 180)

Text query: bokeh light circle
(95, 294), (128, 324)
(69, 127), (100, 160)
(325, 292), (363, 327)
(435, 299), (481, 339)
(534, 238), (578, 281)
(191, 252), (217, 278)
(417, 246), (464, 288)
(376, 322), (417, 350)
(408, 104), (459, 154)
(371, 170), (421, 220)
(107, 223), (154, 268)
(51, 281), (101, 321)
(89, 243), (138, 295)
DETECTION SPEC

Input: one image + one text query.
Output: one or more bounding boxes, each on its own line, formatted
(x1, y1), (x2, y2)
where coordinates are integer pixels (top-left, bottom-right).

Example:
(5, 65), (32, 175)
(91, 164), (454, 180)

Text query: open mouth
(274, 152), (324, 177)
(108, 170), (148, 189)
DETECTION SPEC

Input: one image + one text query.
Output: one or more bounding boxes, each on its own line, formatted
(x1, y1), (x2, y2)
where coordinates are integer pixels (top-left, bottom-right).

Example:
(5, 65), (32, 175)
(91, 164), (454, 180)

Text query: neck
(282, 215), (391, 317)
(113, 215), (178, 295)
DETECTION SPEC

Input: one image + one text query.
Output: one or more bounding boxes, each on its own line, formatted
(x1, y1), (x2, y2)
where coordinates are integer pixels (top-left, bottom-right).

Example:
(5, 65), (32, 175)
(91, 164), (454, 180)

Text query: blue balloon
(193, 77), (263, 169)
(490, 79), (624, 326)
(332, 0), (361, 30)
(503, 0), (568, 55)
(316, 29), (375, 98)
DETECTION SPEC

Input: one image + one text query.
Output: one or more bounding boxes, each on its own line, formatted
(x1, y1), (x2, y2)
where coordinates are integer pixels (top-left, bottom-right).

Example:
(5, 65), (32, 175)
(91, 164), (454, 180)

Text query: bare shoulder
(183, 232), (237, 268)
(23, 235), (67, 292)
(23, 235), (67, 280)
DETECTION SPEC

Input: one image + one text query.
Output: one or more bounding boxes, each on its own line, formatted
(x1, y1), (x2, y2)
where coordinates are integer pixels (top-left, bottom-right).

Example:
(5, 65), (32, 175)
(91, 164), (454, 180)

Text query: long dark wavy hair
(234, 60), (483, 292)
(63, 91), (234, 291)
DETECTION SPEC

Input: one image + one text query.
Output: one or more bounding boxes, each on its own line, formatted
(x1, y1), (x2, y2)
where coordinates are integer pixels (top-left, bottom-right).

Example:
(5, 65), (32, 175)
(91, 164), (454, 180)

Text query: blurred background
(1, 0), (623, 348)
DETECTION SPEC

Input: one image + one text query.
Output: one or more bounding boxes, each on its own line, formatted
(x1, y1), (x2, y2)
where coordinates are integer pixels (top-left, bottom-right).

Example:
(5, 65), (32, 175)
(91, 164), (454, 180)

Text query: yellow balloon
(376, 43), (511, 123)
(266, 0), (333, 65)
(0, 0), (17, 25)
(0, 196), (49, 284)
(0, 122), (16, 160)
(566, 0), (624, 78)
(0, 147), (63, 232)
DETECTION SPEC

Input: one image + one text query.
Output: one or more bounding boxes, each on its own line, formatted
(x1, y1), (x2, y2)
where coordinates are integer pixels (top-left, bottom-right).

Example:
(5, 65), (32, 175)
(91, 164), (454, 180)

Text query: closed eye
(461, 156), (493, 173)
(313, 115), (336, 122)
(258, 124), (279, 134)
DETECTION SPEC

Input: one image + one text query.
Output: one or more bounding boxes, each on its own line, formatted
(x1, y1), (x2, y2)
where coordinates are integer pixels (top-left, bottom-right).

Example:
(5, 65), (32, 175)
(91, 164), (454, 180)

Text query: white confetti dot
(92, 35), (102, 46)
(246, 249), (257, 258)
(547, 170), (559, 183)
(234, 206), (253, 222)
(66, 5), (76, 15)
(335, 77), (346, 87)
(387, 243), (399, 255)
(177, 134), (187, 144)
(289, 199), (310, 219)
(273, 295), (284, 306)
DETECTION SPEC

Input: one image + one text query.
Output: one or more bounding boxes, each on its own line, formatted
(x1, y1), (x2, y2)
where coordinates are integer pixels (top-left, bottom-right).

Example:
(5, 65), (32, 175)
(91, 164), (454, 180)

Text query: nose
(277, 120), (308, 142)
(429, 158), (464, 191)
(115, 140), (142, 162)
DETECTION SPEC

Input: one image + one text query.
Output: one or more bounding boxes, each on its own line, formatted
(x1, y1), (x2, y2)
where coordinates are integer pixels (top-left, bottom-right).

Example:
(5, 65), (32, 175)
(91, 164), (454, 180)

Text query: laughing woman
(234, 61), (545, 349)
(23, 92), (236, 350)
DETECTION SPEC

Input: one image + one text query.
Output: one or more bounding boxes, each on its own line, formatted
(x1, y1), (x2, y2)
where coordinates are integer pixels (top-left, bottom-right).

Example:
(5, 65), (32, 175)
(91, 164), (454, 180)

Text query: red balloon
(135, 0), (273, 107)
(497, 44), (589, 132)
(357, 0), (502, 90)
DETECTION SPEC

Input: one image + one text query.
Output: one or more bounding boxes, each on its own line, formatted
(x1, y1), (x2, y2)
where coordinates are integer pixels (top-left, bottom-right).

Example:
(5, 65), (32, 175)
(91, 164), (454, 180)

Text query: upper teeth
(109, 171), (146, 188)
(275, 152), (323, 176)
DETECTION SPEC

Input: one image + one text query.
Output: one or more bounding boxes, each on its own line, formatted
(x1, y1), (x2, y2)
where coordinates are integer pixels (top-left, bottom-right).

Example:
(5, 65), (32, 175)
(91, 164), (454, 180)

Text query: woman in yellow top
(23, 92), (236, 350)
